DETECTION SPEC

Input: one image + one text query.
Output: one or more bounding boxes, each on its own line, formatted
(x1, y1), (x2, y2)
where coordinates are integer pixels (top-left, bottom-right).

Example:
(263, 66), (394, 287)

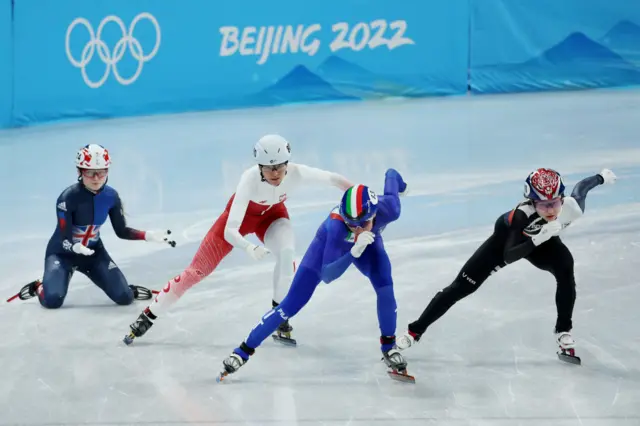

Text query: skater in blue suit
(12, 144), (176, 308)
(218, 168), (414, 382)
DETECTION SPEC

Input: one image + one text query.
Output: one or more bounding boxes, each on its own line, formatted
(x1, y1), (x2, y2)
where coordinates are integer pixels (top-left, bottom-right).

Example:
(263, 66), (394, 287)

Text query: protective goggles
(81, 169), (108, 178)
(533, 197), (562, 210)
(260, 162), (288, 172)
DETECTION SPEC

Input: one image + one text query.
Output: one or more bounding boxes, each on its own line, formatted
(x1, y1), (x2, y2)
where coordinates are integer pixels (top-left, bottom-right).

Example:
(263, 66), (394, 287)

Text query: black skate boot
(381, 336), (415, 383)
(129, 285), (154, 301)
(15, 279), (42, 301)
(270, 300), (297, 346)
(123, 308), (156, 345)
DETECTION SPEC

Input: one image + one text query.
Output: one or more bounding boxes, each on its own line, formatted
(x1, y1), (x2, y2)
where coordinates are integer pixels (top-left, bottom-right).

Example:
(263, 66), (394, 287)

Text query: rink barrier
(469, 0), (640, 94)
(0, 0), (11, 128)
(0, 0), (639, 128)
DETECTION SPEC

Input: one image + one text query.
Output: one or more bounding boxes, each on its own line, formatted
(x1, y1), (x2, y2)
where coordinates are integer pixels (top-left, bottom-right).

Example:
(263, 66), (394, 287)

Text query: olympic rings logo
(65, 13), (161, 89)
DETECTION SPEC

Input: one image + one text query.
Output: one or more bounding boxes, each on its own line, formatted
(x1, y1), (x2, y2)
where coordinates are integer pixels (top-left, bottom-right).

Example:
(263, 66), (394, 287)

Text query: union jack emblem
(72, 225), (101, 245)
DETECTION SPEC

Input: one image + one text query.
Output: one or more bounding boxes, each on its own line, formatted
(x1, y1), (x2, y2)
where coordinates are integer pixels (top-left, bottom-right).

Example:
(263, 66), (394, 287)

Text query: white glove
(350, 231), (375, 258)
(531, 220), (563, 246)
(72, 243), (94, 256)
(599, 168), (616, 185)
(245, 244), (270, 261)
(145, 229), (176, 247)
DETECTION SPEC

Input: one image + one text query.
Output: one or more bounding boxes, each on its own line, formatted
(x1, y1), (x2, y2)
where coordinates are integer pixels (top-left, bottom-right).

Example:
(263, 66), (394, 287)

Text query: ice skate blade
(272, 333), (297, 346)
(216, 371), (230, 383)
(387, 369), (415, 383)
(123, 333), (136, 346)
(558, 352), (581, 365)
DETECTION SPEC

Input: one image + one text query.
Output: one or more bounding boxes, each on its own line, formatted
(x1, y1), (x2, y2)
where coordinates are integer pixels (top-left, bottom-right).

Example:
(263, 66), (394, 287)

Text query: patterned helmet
(75, 144), (111, 169)
(524, 168), (565, 200)
(339, 184), (379, 227)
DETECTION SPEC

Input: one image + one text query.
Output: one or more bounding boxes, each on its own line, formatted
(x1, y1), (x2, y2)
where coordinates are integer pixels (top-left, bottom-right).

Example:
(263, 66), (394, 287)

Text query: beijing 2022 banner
(11, 0), (469, 126)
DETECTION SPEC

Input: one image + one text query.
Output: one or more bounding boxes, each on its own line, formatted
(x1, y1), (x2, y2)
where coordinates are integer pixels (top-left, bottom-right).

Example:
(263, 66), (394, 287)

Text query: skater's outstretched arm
(292, 163), (353, 191)
(108, 192), (145, 240)
(374, 168), (406, 223)
(383, 168), (407, 196)
(570, 174), (604, 213)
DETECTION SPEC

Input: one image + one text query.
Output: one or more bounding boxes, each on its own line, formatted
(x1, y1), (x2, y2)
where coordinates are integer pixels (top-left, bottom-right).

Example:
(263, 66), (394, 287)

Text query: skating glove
(72, 243), (94, 256)
(245, 244), (270, 261)
(145, 230), (176, 247)
(531, 220), (563, 246)
(350, 231), (375, 258)
(399, 183), (409, 197)
(599, 168), (616, 185)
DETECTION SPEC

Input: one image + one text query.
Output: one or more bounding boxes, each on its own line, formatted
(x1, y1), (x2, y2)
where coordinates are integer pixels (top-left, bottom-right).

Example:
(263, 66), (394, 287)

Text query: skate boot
(129, 285), (155, 301)
(272, 319), (297, 346)
(396, 330), (421, 351)
(15, 279), (42, 301)
(270, 300), (297, 346)
(556, 331), (581, 365)
(123, 308), (156, 345)
(382, 345), (415, 383)
(216, 343), (254, 382)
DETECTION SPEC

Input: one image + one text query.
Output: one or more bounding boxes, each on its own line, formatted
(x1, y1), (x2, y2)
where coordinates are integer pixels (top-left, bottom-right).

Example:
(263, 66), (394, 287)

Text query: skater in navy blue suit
(217, 168), (415, 382)
(14, 144), (176, 309)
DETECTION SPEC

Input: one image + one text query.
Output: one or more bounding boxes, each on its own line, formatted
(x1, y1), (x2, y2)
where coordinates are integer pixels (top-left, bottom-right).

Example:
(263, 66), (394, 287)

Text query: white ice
(1, 89), (640, 426)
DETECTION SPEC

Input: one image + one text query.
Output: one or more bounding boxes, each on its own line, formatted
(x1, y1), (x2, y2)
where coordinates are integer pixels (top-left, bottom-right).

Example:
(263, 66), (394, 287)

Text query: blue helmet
(339, 184), (379, 227)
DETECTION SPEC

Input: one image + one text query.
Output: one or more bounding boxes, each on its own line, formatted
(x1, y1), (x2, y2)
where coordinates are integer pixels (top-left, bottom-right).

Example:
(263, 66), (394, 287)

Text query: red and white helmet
(75, 144), (111, 170)
(524, 168), (565, 200)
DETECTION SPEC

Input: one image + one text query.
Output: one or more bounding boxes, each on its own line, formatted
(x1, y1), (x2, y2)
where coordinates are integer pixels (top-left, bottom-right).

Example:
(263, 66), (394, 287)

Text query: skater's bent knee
(113, 291), (134, 306)
(42, 294), (65, 309)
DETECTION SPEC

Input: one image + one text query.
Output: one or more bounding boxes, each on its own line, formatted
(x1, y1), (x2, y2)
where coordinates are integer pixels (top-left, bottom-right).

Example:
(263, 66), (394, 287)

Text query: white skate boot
(396, 331), (420, 351)
(556, 331), (581, 365)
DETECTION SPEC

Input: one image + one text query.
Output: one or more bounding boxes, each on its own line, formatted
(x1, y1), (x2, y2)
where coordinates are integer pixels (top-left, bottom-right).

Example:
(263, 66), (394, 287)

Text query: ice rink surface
(1, 89), (640, 425)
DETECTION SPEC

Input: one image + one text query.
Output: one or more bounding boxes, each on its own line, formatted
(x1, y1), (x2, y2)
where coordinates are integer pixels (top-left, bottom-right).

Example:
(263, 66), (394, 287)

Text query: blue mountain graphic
(526, 32), (635, 66)
(316, 55), (398, 97)
(317, 55), (375, 79)
(599, 20), (640, 62)
(471, 32), (640, 94)
(316, 55), (456, 97)
(253, 64), (358, 104)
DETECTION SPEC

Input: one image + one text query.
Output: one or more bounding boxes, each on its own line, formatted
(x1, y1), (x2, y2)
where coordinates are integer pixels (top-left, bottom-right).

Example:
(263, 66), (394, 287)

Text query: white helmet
(75, 144), (112, 169)
(253, 134), (291, 166)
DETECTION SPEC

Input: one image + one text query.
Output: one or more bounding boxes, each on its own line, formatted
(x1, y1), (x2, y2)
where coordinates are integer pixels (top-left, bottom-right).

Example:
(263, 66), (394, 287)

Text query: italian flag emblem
(344, 184), (366, 218)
